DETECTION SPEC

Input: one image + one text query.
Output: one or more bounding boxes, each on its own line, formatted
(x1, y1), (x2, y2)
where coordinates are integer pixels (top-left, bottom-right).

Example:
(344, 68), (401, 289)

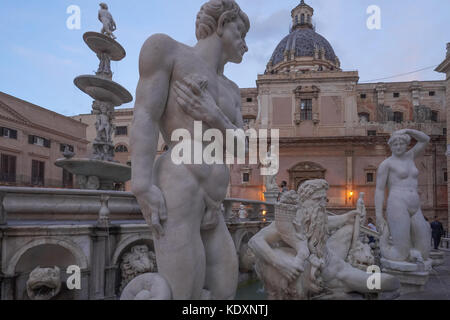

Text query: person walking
(430, 216), (445, 250)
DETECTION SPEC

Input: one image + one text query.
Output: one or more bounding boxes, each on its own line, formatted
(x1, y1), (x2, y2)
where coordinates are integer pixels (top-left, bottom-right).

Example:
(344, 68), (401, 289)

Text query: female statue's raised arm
(401, 129), (430, 158)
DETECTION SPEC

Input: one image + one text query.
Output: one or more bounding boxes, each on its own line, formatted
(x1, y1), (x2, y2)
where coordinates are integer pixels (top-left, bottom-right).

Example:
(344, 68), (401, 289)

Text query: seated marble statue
(249, 179), (399, 299)
(375, 129), (431, 268)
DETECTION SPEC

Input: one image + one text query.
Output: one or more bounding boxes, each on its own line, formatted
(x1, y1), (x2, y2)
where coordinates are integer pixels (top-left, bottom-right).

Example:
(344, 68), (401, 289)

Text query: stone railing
(0, 187), (276, 225)
(223, 198), (275, 223)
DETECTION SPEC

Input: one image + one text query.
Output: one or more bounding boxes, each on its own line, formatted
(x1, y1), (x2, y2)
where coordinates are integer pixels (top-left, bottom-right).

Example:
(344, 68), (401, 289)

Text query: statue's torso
(152, 39), (241, 200)
(387, 157), (419, 191)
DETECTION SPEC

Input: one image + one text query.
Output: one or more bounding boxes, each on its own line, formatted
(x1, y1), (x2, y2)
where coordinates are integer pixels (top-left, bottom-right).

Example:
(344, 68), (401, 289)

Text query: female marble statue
(375, 129), (431, 263)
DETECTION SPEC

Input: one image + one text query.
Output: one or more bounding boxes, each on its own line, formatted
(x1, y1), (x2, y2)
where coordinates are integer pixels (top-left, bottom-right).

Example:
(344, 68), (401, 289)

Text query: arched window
(115, 145), (128, 153)
(300, 14), (305, 24)
(307, 14), (311, 23)
(295, 15), (298, 25)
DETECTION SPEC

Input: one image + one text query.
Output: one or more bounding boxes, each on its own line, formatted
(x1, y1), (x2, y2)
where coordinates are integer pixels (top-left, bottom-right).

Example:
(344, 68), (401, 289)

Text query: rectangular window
(0, 127), (18, 140)
(367, 130), (377, 136)
(0, 154), (16, 183)
(31, 160), (45, 186)
(62, 169), (73, 188)
(300, 99), (313, 121)
(115, 126), (128, 136)
(431, 111), (438, 122)
(246, 97), (253, 102)
(242, 173), (250, 183)
(429, 91), (435, 96)
(366, 172), (374, 183)
(444, 171), (448, 183)
(393, 92), (400, 98)
(393, 112), (403, 123)
(29, 135), (51, 148)
(60, 144), (74, 153)
(360, 94), (367, 99)
(444, 128), (447, 136)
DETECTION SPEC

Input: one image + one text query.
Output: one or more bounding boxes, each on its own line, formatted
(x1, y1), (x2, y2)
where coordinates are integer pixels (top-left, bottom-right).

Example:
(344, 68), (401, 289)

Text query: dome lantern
(291, 0), (314, 30)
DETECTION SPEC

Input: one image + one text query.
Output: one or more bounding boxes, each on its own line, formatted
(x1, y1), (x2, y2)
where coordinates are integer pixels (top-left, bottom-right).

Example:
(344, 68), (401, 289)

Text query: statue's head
(196, 0), (250, 63)
(388, 131), (411, 156)
(297, 179), (329, 209)
(99, 3), (108, 10)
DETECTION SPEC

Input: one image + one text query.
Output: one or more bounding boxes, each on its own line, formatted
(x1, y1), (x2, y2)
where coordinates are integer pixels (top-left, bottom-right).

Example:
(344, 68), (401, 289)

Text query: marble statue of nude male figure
(131, 0), (249, 299)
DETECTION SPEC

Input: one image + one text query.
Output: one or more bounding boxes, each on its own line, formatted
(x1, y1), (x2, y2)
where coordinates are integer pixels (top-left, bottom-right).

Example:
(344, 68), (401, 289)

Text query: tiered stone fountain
(56, 3), (132, 190)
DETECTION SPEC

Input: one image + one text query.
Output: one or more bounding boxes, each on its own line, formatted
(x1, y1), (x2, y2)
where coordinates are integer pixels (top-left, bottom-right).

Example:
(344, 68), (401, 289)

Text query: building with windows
(71, 1), (448, 226)
(435, 43), (450, 231)
(0, 91), (89, 188)
(229, 0), (448, 225)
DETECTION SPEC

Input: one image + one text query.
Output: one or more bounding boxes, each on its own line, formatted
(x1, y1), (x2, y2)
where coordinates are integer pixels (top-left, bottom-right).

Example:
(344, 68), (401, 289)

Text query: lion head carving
(120, 245), (157, 292)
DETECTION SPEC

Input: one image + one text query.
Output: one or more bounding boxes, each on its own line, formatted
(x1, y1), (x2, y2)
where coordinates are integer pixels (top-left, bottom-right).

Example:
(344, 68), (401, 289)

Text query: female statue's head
(195, 0), (250, 42)
(388, 131), (411, 156)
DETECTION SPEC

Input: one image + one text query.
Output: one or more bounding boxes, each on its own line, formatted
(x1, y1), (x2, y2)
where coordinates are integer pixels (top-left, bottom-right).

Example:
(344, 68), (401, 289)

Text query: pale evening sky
(0, 0), (449, 116)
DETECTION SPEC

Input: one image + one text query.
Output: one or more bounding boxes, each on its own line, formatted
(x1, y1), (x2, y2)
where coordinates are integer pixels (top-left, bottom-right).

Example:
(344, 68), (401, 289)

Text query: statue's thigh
(411, 210), (431, 258)
(386, 199), (411, 241)
(202, 218), (238, 299)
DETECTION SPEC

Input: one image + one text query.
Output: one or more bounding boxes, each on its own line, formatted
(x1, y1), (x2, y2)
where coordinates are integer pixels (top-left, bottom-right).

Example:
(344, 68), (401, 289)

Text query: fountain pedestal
(56, 27), (132, 190)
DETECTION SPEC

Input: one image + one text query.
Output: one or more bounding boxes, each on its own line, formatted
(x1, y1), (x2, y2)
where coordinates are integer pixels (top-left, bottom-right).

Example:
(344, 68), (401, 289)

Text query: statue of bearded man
(249, 179), (400, 299)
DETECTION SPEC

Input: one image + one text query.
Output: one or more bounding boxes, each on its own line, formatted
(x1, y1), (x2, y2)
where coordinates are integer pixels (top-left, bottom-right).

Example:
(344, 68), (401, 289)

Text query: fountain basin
(55, 158), (131, 190)
(74, 75), (133, 106)
(83, 32), (126, 61)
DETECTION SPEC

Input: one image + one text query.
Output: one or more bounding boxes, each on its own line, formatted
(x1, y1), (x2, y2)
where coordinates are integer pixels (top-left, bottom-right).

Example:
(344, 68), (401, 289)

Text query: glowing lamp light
(348, 191), (354, 200)
(262, 210), (267, 216)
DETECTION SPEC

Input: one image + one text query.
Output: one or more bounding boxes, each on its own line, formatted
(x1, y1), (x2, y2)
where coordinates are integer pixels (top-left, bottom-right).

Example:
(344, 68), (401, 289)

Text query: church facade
(230, 1), (448, 225)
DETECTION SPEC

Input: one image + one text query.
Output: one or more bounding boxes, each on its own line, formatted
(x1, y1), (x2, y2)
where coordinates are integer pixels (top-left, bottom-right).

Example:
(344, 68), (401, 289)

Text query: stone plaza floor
(399, 249), (450, 300)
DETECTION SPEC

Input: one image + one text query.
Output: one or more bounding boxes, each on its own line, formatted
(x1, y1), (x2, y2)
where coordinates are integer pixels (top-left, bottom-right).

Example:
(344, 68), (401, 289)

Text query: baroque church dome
(270, 28), (337, 66)
(266, 0), (340, 74)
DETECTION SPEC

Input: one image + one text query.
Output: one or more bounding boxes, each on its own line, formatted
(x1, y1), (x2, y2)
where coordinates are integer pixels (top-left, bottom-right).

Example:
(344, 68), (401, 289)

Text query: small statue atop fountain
(98, 3), (117, 40)
(356, 192), (366, 227)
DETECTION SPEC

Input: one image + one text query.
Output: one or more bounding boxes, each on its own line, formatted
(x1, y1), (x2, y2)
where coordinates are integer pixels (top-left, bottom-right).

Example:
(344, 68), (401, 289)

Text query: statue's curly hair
(195, 0), (250, 40)
(388, 132), (411, 147)
(297, 179), (329, 203)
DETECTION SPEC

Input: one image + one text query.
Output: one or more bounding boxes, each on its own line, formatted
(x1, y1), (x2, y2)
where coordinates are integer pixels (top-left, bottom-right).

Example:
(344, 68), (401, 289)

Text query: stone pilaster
(89, 227), (108, 300)
(0, 193), (7, 225)
(435, 43), (450, 231)
(0, 275), (15, 300)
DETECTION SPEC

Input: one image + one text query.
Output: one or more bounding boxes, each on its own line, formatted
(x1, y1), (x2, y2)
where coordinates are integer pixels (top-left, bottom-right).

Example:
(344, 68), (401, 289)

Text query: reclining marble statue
(375, 129), (432, 283)
(249, 180), (400, 299)
(127, 0), (250, 300)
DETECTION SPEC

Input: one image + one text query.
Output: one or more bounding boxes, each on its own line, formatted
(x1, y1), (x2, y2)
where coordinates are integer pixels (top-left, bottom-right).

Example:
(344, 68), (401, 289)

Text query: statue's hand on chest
(174, 74), (236, 127)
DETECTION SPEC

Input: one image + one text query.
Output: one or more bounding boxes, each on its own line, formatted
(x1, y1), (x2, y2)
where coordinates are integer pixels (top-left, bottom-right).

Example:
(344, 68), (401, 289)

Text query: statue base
(264, 191), (279, 204)
(381, 258), (432, 295)
(430, 250), (445, 267)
